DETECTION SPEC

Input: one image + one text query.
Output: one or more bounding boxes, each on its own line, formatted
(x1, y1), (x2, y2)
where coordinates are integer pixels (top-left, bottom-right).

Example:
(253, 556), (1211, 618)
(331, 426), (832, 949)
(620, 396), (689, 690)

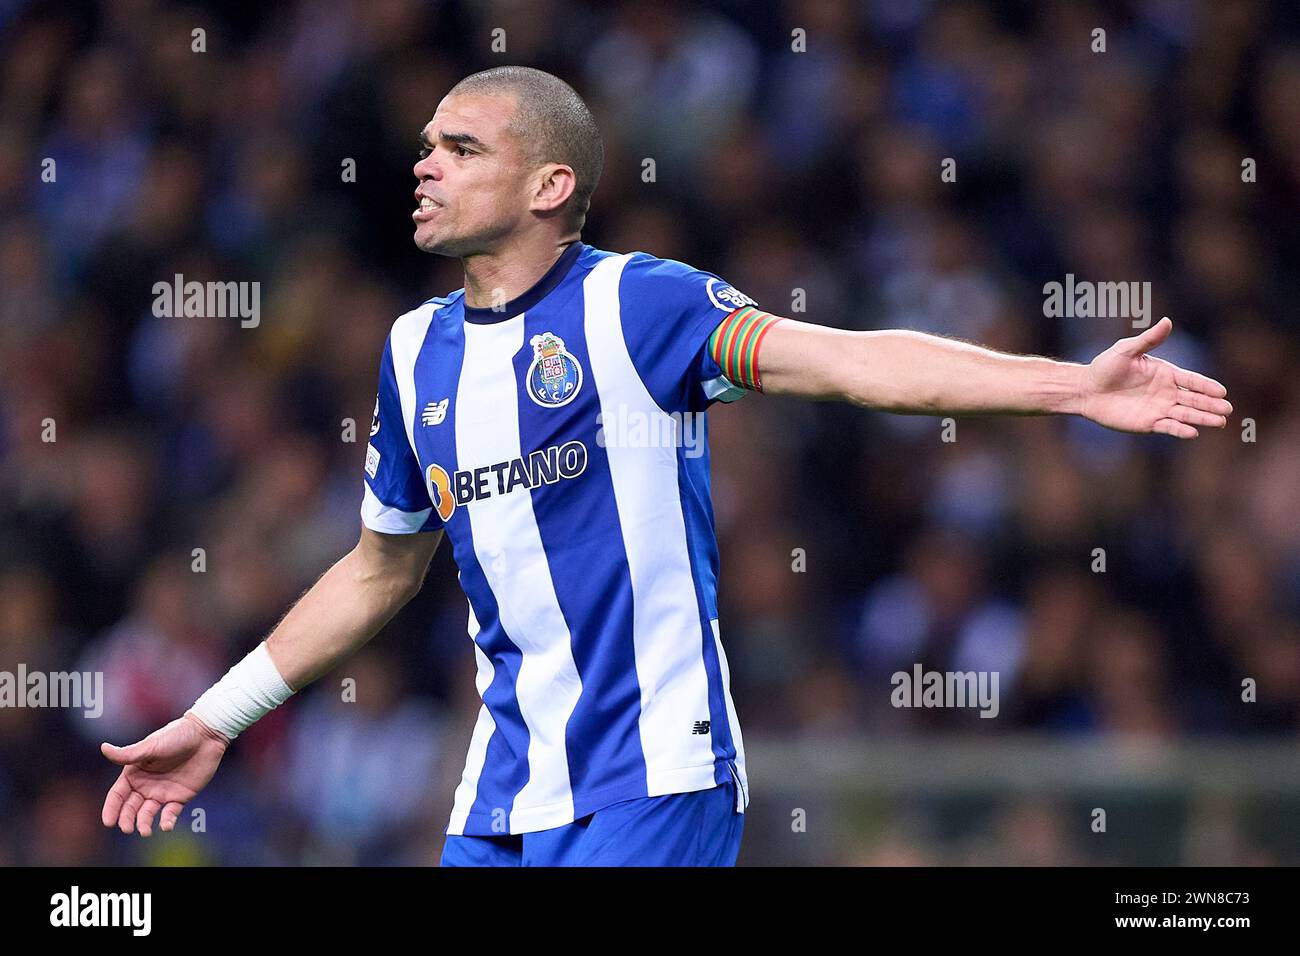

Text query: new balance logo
(422, 398), (449, 426)
(692, 720), (711, 735)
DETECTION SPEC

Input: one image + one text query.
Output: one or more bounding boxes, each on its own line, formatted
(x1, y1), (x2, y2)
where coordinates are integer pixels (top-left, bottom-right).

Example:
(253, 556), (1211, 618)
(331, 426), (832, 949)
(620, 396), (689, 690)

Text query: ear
(531, 163), (576, 215)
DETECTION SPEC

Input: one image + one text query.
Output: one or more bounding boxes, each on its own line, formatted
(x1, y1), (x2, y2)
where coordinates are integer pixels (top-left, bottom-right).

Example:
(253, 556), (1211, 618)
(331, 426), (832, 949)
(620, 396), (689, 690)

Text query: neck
(462, 233), (578, 309)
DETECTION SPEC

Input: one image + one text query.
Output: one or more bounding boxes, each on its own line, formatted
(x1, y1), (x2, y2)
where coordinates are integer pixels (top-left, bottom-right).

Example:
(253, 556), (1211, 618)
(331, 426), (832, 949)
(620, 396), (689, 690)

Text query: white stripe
(446, 615), (499, 835)
(360, 482), (432, 533)
(583, 254), (719, 797)
(457, 316), (583, 833)
(390, 301), (442, 460)
(712, 618), (748, 809)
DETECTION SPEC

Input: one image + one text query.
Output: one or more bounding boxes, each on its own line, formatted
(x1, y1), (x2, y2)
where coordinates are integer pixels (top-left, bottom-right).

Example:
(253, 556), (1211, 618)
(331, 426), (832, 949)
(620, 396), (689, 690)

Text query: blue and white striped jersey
(360, 241), (754, 835)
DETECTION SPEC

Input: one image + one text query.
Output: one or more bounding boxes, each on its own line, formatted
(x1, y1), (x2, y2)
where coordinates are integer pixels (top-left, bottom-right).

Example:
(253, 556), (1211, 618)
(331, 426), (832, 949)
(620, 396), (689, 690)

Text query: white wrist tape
(189, 642), (294, 741)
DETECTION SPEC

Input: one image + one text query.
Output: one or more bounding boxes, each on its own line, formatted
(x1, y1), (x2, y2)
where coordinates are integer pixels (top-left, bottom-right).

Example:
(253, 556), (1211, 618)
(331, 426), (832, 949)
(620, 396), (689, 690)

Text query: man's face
(412, 93), (531, 256)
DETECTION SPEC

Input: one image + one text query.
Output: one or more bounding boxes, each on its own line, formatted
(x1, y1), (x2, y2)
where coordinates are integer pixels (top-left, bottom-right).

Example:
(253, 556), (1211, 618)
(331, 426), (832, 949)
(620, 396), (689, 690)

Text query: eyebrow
(419, 129), (491, 151)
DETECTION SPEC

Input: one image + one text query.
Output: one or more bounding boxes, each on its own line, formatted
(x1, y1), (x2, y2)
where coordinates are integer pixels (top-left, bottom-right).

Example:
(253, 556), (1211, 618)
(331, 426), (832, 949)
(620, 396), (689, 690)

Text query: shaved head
(447, 66), (603, 232)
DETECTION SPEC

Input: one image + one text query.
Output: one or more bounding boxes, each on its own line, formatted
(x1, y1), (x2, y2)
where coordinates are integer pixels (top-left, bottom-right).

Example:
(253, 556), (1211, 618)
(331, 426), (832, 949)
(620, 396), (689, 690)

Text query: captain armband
(707, 307), (785, 392)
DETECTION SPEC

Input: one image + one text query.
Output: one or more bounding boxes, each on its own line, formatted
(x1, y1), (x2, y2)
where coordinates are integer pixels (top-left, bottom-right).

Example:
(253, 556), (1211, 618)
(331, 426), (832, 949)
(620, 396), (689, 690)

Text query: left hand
(1081, 317), (1232, 438)
(100, 713), (230, 836)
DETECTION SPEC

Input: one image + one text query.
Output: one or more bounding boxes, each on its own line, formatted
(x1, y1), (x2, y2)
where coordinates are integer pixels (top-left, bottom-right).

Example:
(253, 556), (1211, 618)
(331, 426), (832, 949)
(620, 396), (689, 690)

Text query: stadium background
(2, 0), (1299, 866)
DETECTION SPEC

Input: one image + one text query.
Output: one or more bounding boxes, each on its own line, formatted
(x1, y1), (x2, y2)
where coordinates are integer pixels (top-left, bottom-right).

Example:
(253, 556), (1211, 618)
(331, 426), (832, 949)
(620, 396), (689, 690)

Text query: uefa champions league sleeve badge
(526, 332), (583, 407)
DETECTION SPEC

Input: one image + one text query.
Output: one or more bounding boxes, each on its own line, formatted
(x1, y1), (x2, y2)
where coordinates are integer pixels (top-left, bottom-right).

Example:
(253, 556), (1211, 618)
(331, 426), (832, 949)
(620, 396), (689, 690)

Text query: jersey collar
(462, 241), (586, 324)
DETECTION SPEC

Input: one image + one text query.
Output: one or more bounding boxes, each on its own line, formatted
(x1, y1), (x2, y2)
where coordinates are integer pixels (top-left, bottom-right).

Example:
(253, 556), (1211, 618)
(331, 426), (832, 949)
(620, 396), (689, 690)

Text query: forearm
(189, 528), (438, 740)
(263, 542), (424, 692)
(762, 324), (1086, 416)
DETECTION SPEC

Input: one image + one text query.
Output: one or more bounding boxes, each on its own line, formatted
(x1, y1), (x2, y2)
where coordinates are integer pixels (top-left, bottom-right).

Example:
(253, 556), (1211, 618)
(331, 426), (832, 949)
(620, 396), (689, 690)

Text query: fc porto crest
(526, 332), (583, 407)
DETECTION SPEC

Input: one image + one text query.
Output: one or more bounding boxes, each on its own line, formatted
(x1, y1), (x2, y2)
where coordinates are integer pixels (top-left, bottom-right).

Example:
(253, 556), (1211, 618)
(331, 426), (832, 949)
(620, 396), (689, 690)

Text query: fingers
(137, 798), (162, 837)
(118, 790), (145, 834)
(1152, 417), (1198, 439)
(103, 778), (183, 837)
(1149, 355), (1230, 399)
(1175, 387), (1233, 420)
(1170, 404), (1228, 428)
(101, 738), (152, 767)
(1173, 366), (1229, 399)
(160, 802), (185, 832)
(1122, 316), (1172, 355)
(102, 771), (131, 827)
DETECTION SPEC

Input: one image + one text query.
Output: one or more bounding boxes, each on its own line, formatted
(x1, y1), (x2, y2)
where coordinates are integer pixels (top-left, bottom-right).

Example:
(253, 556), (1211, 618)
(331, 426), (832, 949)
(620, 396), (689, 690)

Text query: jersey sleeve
(359, 336), (442, 534)
(617, 253), (782, 413)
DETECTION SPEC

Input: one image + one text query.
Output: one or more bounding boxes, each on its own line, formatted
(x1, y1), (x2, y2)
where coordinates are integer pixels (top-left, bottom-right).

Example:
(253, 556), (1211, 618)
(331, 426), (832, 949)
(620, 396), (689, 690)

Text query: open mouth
(413, 195), (443, 222)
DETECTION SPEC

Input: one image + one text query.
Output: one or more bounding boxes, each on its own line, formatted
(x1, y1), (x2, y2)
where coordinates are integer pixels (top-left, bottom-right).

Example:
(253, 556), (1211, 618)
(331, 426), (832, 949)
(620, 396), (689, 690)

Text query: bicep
(755, 318), (867, 400)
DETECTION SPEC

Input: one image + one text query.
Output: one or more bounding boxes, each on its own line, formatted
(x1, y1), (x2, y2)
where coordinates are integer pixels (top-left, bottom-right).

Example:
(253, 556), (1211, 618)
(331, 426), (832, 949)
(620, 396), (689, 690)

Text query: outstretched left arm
(754, 316), (1232, 439)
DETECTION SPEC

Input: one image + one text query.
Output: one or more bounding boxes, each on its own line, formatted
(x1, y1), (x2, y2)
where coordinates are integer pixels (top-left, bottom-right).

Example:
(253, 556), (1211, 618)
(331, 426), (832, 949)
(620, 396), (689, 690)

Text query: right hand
(100, 712), (231, 837)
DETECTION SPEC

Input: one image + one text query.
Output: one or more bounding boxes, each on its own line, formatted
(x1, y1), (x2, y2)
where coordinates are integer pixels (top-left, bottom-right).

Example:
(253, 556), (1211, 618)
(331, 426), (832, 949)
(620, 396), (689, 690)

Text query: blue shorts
(439, 777), (745, 867)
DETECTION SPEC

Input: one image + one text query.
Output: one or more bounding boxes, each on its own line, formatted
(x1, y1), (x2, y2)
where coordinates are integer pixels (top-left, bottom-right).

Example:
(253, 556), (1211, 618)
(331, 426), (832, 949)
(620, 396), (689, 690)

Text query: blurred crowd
(2, 0), (1299, 865)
